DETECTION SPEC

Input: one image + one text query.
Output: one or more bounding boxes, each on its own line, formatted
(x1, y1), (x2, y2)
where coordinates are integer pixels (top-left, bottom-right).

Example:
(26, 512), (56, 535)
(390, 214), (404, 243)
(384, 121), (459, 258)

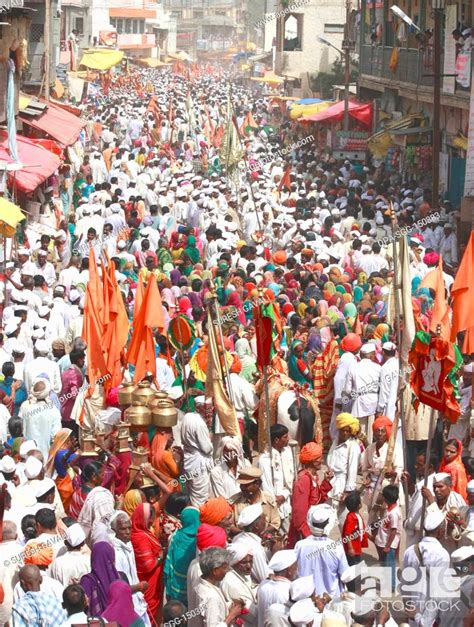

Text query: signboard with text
(333, 130), (369, 152)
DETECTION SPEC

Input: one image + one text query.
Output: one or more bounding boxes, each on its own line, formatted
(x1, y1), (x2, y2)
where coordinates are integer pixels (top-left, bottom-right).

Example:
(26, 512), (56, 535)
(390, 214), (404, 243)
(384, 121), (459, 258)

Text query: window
(74, 17), (84, 33)
(139, 20), (145, 34)
(116, 19), (123, 34)
(193, 10), (203, 18)
(171, 11), (182, 19)
(125, 19), (132, 33)
(215, 9), (227, 16)
(283, 14), (303, 51)
(132, 19), (139, 34)
(324, 23), (344, 33)
(110, 18), (116, 28)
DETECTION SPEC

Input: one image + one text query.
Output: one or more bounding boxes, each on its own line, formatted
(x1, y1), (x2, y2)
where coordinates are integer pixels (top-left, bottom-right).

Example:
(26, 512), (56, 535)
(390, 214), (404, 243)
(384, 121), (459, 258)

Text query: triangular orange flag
(421, 257), (451, 340)
(450, 232), (474, 342)
(133, 273), (145, 327)
(277, 167), (292, 193)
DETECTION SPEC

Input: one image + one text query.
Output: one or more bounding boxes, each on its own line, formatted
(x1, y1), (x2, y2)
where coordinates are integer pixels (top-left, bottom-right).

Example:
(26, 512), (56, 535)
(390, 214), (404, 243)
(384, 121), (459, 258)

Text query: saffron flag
(104, 258), (129, 391)
(277, 167), (292, 193)
(82, 248), (107, 388)
(205, 310), (241, 437)
(450, 232), (474, 353)
(409, 331), (462, 423)
(127, 277), (165, 383)
(239, 111), (259, 136)
(255, 313), (273, 369)
(420, 256), (451, 340)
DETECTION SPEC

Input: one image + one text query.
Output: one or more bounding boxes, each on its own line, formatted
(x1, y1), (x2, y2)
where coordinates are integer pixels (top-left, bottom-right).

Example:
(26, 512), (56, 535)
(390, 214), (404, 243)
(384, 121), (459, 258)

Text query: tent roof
(300, 99), (372, 127)
(79, 48), (124, 71)
(0, 131), (61, 194)
(19, 101), (86, 146)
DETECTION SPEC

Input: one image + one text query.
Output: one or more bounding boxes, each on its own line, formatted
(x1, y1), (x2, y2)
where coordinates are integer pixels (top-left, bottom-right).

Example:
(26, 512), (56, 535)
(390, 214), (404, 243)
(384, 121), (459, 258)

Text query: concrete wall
(275, 0), (345, 79)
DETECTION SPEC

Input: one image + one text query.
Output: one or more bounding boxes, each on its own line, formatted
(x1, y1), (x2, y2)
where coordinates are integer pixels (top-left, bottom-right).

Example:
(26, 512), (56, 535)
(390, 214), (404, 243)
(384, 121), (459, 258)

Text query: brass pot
(118, 382), (136, 406)
(125, 401), (152, 430)
(132, 446), (149, 466)
(151, 392), (178, 428)
(132, 381), (156, 407)
(81, 436), (99, 456)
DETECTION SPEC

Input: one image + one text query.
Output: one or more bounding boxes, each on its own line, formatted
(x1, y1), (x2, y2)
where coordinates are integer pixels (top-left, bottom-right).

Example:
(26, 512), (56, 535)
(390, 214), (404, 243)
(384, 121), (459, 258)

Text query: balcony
(359, 44), (470, 104)
(116, 33), (156, 49)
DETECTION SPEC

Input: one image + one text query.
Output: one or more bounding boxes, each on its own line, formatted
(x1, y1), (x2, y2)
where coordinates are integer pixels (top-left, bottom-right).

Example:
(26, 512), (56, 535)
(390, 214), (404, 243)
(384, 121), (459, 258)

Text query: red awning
(0, 131), (61, 194)
(300, 100), (372, 127)
(19, 101), (86, 146)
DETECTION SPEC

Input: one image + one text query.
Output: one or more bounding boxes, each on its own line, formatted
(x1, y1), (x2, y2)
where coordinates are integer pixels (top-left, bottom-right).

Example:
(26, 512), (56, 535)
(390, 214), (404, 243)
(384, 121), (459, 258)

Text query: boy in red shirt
(342, 491), (368, 591)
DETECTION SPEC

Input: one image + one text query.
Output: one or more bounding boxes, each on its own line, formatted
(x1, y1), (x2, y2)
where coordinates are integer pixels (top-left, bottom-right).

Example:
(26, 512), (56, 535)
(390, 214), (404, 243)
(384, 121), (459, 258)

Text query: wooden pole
(263, 364), (276, 487)
(390, 202), (409, 507)
(44, 0), (51, 102)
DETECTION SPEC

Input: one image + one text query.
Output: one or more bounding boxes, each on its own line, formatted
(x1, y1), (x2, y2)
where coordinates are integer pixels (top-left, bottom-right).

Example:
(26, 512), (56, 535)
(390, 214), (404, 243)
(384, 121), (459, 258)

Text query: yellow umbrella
(79, 49), (124, 71)
(0, 197), (25, 237)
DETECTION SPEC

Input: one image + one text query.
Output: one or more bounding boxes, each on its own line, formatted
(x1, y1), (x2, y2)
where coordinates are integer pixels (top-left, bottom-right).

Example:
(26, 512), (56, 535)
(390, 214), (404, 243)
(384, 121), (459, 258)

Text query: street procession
(0, 0), (473, 625)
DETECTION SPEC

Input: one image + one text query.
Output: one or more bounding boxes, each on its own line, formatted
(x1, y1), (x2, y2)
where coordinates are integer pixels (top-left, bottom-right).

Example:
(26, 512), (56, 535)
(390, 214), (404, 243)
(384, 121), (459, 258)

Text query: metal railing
(360, 44), (470, 97)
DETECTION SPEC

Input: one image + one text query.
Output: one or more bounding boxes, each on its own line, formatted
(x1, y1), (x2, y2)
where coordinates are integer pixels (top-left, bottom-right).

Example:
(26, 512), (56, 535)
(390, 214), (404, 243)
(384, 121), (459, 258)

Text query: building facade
(273, 0), (347, 95)
(358, 0), (472, 214)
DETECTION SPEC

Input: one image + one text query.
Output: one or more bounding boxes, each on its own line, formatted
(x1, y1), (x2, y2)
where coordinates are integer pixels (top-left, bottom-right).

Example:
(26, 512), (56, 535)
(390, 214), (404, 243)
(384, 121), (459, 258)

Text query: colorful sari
(312, 338), (340, 450)
(439, 439), (468, 500)
(45, 428), (76, 512)
(80, 542), (121, 616)
(131, 503), (163, 622)
(164, 506), (200, 605)
(288, 340), (312, 387)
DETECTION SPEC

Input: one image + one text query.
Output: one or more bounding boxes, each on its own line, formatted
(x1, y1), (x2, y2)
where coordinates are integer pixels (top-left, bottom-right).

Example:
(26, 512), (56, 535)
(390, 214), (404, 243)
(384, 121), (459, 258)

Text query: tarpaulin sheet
(19, 101), (86, 147)
(300, 100), (373, 128)
(0, 131), (61, 194)
(79, 48), (124, 71)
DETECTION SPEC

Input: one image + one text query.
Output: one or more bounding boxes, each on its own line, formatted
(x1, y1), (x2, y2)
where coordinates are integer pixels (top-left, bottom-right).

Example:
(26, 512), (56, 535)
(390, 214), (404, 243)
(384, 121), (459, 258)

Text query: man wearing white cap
(232, 503), (270, 584)
(23, 340), (62, 394)
(257, 549), (298, 625)
(221, 544), (257, 626)
(376, 342), (399, 422)
(289, 598), (319, 626)
(19, 378), (62, 459)
(343, 343), (381, 441)
(180, 395), (214, 506)
(295, 504), (348, 598)
(421, 473), (466, 552)
(402, 508), (450, 627)
(49, 523), (90, 586)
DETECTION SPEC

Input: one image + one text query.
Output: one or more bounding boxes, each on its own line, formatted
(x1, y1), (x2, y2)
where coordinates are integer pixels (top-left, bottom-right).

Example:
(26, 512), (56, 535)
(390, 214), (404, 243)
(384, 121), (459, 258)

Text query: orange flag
(239, 111), (258, 136)
(127, 277), (165, 384)
(104, 258), (130, 391)
(133, 273), (145, 326)
(420, 257), (451, 340)
(82, 249), (107, 387)
(277, 167), (292, 193)
(450, 232), (474, 347)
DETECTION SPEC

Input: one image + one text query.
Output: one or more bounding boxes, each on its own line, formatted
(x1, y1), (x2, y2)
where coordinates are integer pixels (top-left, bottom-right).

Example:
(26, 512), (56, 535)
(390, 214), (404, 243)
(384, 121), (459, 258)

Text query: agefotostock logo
(356, 564), (465, 616)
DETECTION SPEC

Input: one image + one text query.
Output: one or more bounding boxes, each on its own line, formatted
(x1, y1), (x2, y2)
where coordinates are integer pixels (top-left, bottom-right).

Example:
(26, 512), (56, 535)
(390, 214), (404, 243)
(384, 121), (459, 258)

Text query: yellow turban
(335, 413), (360, 436)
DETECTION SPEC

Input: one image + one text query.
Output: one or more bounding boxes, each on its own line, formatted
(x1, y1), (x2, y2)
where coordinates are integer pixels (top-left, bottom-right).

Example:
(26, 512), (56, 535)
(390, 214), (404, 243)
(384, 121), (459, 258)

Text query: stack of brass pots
(132, 381), (156, 406)
(151, 391), (178, 428)
(118, 382), (136, 407)
(81, 435), (99, 456)
(117, 422), (131, 453)
(125, 400), (151, 431)
(132, 446), (149, 467)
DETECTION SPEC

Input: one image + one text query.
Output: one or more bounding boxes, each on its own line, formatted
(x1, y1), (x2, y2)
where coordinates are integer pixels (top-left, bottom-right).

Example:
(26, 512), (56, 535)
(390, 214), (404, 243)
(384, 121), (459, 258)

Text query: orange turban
(299, 442), (323, 465)
(200, 497), (232, 526)
(372, 416), (393, 438)
(273, 250), (288, 265)
(24, 541), (54, 567)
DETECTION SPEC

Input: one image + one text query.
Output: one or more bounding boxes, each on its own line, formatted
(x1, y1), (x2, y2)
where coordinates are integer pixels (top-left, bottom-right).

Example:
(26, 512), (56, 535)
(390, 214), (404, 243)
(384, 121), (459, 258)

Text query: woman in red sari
(287, 442), (333, 547)
(131, 503), (163, 623)
(439, 438), (468, 500)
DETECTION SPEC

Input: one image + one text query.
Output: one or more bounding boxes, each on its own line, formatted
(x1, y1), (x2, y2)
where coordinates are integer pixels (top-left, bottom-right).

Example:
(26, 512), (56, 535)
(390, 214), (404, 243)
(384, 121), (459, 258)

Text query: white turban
(229, 542), (252, 565)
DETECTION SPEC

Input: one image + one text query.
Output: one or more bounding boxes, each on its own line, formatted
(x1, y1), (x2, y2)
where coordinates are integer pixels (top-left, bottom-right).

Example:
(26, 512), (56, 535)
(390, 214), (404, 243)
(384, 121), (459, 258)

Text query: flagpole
(390, 202), (409, 507)
(207, 282), (236, 406)
(226, 81), (264, 233)
(419, 323), (441, 533)
(263, 364), (276, 486)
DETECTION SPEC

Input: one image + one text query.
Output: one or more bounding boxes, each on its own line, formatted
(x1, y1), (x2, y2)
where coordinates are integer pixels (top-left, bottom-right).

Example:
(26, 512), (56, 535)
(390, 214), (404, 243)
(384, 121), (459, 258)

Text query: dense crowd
(0, 64), (472, 627)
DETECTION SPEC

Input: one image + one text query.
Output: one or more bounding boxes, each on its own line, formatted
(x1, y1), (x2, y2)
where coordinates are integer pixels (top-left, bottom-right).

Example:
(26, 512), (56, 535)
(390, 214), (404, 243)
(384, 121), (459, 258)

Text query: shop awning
(368, 113), (426, 158)
(0, 131), (61, 194)
(79, 48), (124, 71)
(19, 101), (86, 147)
(250, 72), (284, 84)
(300, 100), (373, 127)
(0, 197), (26, 237)
(289, 100), (332, 120)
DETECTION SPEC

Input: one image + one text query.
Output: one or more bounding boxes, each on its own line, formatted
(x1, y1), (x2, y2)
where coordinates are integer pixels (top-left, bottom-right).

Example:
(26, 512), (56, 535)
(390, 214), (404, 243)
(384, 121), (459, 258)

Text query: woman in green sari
(163, 506), (200, 604)
(157, 238), (173, 270)
(183, 235), (201, 265)
(288, 339), (312, 387)
(72, 174), (86, 209)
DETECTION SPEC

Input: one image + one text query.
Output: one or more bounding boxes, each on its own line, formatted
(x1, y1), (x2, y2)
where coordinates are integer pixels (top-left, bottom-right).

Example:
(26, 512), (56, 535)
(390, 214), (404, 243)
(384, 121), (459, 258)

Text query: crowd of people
(0, 63), (473, 627)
